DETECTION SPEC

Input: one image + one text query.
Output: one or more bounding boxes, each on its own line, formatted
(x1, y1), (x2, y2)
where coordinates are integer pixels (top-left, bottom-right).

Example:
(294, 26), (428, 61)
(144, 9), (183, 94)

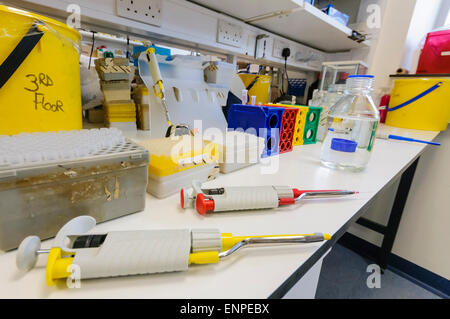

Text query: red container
(379, 94), (390, 124)
(417, 29), (450, 74)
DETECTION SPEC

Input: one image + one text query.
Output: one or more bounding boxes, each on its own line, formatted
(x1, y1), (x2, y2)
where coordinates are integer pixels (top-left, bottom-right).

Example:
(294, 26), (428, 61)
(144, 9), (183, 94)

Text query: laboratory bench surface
(0, 126), (440, 298)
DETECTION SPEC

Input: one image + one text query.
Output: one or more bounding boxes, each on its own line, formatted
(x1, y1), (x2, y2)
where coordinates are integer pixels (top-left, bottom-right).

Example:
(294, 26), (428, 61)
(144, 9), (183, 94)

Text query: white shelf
(190, 0), (304, 21)
(190, 0), (368, 52)
(7, 0), (327, 71)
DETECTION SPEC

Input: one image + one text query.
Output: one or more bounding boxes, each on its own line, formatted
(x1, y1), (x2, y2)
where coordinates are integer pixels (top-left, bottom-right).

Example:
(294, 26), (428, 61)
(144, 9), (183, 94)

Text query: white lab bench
(0, 126), (439, 299)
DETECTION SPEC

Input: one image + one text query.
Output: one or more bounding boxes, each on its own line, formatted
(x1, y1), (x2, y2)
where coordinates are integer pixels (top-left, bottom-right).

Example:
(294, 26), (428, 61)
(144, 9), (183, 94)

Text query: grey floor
(315, 244), (441, 299)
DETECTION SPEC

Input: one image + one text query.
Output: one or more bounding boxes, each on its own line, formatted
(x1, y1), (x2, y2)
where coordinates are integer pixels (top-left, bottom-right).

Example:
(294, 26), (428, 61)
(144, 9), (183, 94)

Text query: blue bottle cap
(330, 138), (357, 153)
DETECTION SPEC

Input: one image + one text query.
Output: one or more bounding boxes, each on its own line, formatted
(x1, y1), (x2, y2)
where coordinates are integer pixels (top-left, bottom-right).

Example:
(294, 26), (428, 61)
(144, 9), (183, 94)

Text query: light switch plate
(255, 36), (272, 59)
(116, 0), (162, 26)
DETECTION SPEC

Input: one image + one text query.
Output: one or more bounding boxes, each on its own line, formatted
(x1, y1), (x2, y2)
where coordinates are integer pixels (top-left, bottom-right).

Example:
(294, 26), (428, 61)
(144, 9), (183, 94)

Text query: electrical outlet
(217, 20), (246, 48)
(272, 39), (291, 60)
(116, 0), (162, 26)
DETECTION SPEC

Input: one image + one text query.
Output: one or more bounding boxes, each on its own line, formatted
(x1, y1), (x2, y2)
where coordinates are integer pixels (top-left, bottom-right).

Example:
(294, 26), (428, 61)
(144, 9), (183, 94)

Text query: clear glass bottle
(320, 75), (380, 171)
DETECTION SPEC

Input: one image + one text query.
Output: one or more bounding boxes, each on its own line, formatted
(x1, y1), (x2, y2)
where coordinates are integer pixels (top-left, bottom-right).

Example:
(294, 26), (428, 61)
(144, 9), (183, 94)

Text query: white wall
(401, 0), (443, 72)
(350, 130), (450, 279)
(334, 0), (416, 93)
(434, 0), (450, 29)
(350, 0), (387, 69)
(365, 0), (416, 90)
(392, 130), (450, 279)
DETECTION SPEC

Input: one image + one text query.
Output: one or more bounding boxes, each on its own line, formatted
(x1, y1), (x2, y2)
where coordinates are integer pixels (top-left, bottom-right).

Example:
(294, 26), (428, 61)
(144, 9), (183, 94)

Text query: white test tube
(241, 89), (248, 105)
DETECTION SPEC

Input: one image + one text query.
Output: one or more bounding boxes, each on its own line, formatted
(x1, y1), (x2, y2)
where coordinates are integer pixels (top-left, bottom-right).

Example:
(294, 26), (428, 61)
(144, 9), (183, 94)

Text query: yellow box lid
(137, 136), (219, 177)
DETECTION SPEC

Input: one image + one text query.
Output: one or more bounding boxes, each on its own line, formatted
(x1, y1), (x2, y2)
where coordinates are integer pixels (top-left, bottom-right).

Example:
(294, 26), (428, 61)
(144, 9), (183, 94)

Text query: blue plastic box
(227, 104), (284, 157)
(288, 78), (307, 97)
(321, 4), (349, 26)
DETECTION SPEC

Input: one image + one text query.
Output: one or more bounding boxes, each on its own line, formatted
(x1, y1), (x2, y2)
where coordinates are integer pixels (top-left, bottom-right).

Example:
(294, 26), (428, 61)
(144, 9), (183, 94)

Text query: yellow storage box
(137, 136), (219, 198)
(104, 100), (136, 123)
(0, 5), (82, 135)
(140, 136), (219, 177)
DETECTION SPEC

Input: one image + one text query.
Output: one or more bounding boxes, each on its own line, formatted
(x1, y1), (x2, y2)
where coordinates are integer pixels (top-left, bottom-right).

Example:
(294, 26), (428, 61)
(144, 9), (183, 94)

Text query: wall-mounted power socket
(272, 39), (291, 60)
(116, 0), (162, 26)
(217, 20), (246, 48)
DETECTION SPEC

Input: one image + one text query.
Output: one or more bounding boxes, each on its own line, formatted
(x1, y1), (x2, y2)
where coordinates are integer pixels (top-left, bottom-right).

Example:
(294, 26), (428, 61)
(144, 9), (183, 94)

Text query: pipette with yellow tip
(16, 216), (330, 287)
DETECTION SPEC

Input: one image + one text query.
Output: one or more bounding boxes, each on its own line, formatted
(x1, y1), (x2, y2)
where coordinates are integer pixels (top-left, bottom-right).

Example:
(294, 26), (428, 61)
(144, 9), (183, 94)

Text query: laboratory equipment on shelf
(181, 181), (357, 215)
(16, 216), (331, 286)
(320, 75), (380, 171)
(144, 47), (192, 137)
(138, 51), (230, 138)
(318, 61), (368, 93)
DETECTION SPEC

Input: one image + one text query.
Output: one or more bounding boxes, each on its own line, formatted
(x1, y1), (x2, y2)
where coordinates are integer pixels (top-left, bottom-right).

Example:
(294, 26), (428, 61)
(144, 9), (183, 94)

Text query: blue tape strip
(387, 82), (443, 112)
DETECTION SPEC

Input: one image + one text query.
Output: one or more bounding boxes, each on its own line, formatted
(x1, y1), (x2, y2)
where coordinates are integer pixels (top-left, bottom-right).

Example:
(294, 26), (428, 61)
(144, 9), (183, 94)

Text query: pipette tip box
(0, 129), (149, 251)
(136, 136), (219, 198)
(218, 131), (265, 173)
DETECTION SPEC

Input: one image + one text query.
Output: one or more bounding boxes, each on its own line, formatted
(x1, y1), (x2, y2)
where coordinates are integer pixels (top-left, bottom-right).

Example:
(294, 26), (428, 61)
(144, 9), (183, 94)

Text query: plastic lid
(330, 138), (357, 153)
(0, 5), (81, 40)
(346, 75), (374, 90)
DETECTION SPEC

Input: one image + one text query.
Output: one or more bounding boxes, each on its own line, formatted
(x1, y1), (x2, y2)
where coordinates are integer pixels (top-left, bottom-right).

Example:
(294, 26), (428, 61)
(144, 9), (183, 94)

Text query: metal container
(0, 135), (149, 251)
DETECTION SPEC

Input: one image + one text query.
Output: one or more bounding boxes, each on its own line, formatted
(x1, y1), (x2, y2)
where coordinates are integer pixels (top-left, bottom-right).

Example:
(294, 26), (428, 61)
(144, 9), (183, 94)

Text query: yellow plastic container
(104, 100), (136, 123)
(0, 5), (82, 135)
(386, 78), (450, 131)
(239, 74), (271, 104)
(137, 136), (219, 177)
